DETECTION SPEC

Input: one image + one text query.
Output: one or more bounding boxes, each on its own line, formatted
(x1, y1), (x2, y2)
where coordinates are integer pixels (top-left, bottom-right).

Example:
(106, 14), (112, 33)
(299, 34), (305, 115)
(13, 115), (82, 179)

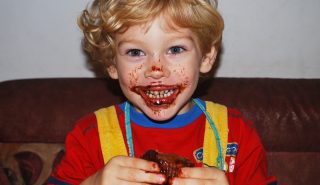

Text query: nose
(144, 56), (170, 79)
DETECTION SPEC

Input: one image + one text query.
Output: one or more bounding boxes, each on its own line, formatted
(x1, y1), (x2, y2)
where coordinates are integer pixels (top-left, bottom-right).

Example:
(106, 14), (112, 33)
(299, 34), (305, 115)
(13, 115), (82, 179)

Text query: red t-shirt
(48, 101), (277, 185)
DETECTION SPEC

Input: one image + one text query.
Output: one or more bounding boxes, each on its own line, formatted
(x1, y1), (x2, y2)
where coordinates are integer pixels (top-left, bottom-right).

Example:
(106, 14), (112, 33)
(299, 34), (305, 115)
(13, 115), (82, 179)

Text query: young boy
(48, 0), (277, 184)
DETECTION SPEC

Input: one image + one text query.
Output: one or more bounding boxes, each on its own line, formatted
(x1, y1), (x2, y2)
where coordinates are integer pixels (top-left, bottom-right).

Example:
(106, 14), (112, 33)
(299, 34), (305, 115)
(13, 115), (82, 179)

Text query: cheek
(124, 64), (144, 89)
(171, 64), (198, 87)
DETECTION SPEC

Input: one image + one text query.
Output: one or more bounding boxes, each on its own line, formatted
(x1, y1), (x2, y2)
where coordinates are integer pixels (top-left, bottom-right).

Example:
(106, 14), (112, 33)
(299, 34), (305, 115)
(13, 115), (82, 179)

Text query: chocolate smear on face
(131, 84), (185, 109)
(144, 88), (177, 106)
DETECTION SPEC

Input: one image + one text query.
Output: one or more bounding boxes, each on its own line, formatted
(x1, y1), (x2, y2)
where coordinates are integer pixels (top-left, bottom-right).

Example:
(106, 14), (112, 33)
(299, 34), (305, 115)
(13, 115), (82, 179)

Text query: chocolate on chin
(141, 150), (195, 185)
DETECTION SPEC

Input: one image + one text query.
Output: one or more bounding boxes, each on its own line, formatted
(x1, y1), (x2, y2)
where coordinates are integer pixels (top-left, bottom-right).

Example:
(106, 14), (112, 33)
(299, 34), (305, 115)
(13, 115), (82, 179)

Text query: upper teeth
(146, 89), (174, 98)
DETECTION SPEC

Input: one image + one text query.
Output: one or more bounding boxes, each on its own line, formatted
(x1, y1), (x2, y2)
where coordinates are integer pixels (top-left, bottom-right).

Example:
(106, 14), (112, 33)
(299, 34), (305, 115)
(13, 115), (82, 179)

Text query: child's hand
(172, 167), (229, 185)
(81, 155), (166, 185)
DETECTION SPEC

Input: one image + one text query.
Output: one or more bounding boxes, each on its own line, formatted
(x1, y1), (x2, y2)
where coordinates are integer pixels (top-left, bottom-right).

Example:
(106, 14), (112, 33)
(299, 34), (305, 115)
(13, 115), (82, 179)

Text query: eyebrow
(169, 35), (196, 43)
(117, 35), (196, 48)
(117, 38), (145, 48)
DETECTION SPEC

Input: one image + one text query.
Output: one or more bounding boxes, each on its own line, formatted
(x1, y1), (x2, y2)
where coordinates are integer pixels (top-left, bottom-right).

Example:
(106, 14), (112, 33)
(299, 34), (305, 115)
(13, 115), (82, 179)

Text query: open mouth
(132, 85), (181, 107)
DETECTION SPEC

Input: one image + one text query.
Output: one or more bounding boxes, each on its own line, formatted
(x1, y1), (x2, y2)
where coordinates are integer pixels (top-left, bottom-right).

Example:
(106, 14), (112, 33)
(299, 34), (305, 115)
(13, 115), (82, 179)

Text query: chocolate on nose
(145, 64), (170, 79)
(152, 65), (163, 72)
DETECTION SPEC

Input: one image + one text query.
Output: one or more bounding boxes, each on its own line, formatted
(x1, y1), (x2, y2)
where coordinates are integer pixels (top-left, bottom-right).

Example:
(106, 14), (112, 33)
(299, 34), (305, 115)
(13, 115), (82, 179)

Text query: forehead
(115, 16), (197, 43)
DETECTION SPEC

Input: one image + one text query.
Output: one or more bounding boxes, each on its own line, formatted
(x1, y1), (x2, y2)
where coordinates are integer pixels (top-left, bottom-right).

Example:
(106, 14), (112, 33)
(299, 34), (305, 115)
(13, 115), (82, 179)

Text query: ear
(200, 46), (217, 73)
(107, 65), (119, 79)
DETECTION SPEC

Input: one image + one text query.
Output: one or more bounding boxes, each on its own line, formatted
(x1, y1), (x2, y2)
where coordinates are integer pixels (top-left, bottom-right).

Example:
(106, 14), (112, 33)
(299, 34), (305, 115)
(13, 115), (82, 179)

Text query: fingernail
(152, 163), (157, 168)
(152, 163), (160, 171)
(172, 179), (178, 185)
(178, 168), (183, 177)
(158, 175), (165, 183)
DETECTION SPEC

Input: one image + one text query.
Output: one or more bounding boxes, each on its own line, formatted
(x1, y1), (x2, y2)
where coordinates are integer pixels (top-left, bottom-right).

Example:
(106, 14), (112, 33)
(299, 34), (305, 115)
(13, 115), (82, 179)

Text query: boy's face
(108, 17), (216, 121)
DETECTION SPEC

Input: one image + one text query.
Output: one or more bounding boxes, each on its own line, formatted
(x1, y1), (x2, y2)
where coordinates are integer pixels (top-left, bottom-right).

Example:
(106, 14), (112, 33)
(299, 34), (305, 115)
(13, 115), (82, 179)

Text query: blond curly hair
(78, 0), (224, 74)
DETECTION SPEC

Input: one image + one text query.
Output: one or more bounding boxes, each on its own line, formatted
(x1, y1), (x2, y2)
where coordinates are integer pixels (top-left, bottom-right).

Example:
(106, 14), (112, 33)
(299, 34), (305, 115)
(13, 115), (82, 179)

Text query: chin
(139, 100), (189, 122)
(143, 108), (178, 122)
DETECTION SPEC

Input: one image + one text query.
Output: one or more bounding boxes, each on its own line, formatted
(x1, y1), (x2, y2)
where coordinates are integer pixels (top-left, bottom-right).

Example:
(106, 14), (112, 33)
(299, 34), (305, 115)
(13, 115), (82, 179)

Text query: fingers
(109, 155), (161, 172)
(104, 156), (166, 184)
(179, 167), (224, 179)
(172, 178), (229, 185)
(118, 167), (166, 184)
(172, 178), (213, 185)
(171, 167), (229, 185)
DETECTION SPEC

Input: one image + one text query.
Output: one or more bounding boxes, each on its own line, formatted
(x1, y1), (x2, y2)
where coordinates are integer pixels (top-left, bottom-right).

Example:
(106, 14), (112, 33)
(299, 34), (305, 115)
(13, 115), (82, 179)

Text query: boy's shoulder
(227, 107), (256, 129)
(204, 100), (255, 129)
(71, 104), (122, 135)
(226, 107), (262, 146)
(74, 112), (97, 133)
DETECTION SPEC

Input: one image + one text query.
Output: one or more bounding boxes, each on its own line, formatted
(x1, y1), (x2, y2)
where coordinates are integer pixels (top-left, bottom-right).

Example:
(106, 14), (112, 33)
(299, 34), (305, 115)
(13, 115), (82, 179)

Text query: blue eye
(168, 46), (185, 55)
(127, 49), (145, 57)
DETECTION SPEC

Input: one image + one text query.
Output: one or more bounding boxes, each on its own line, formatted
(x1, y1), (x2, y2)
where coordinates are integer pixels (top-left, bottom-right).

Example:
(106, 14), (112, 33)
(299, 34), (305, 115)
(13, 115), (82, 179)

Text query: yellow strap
(95, 102), (228, 167)
(203, 101), (228, 169)
(95, 106), (128, 164)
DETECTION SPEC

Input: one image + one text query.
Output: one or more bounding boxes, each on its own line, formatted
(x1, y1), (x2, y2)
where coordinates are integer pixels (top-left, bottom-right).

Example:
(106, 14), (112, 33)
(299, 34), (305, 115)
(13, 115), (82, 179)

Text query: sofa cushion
(267, 152), (320, 185)
(0, 143), (64, 185)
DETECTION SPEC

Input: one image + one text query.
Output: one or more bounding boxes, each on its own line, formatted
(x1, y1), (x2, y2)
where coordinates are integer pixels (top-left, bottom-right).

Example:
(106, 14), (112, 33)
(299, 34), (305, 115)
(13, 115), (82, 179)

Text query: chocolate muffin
(141, 150), (194, 185)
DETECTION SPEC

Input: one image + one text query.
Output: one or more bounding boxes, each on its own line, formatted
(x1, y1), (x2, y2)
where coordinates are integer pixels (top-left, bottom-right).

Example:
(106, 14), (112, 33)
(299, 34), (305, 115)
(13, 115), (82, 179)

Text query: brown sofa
(0, 78), (319, 185)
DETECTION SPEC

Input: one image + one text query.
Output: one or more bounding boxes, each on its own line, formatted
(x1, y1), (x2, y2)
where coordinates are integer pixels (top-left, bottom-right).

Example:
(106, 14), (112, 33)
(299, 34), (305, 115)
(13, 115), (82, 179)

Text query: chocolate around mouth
(132, 85), (180, 107)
